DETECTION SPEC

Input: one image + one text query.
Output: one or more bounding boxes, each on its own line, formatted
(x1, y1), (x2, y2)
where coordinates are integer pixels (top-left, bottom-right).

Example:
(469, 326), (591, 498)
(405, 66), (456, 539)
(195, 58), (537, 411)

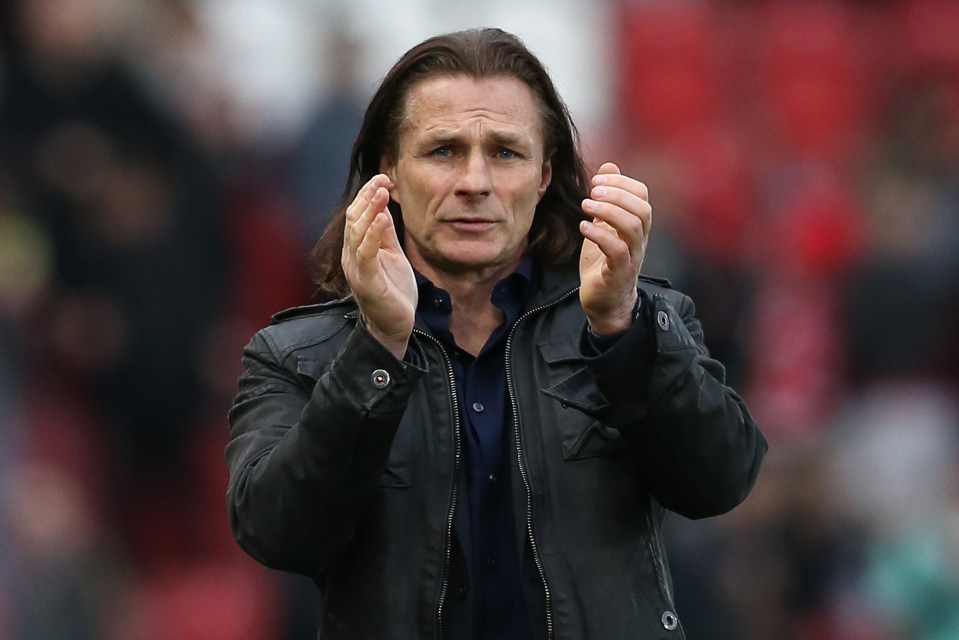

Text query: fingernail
(593, 175), (607, 185)
(592, 186), (607, 198)
(583, 199), (596, 212)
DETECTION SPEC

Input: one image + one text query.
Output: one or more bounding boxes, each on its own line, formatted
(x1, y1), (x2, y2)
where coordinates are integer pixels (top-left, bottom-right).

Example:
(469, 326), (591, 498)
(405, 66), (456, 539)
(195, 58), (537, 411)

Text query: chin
(427, 247), (496, 269)
(435, 243), (498, 264)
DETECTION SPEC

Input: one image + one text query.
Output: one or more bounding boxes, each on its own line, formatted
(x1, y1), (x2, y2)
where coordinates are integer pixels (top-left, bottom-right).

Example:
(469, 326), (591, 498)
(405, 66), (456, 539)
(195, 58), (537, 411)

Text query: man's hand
(578, 162), (652, 336)
(342, 174), (417, 359)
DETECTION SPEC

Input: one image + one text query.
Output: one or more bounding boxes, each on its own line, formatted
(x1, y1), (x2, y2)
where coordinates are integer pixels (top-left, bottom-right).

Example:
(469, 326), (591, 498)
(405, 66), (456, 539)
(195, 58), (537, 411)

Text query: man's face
(382, 75), (552, 278)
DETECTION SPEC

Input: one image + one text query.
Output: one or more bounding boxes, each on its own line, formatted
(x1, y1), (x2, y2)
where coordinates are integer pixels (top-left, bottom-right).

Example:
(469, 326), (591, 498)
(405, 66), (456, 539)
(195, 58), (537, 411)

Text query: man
(226, 28), (767, 639)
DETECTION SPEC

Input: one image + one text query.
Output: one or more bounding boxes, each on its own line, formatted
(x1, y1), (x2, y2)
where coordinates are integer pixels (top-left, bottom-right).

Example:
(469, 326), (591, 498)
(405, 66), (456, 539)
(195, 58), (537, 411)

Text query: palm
(576, 162), (651, 334)
(341, 178), (417, 356)
(359, 242), (417, 335)
(579, 235), (613, 312)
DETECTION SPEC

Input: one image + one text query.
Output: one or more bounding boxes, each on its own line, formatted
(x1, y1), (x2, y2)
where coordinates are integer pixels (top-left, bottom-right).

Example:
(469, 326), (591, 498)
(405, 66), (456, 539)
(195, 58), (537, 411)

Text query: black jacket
(226, 265), (767, 639)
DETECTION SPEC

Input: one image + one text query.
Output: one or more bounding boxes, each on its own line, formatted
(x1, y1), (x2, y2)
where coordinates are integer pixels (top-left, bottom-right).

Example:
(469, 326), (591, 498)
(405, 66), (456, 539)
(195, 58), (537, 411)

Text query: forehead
(400, 74), (545, 140)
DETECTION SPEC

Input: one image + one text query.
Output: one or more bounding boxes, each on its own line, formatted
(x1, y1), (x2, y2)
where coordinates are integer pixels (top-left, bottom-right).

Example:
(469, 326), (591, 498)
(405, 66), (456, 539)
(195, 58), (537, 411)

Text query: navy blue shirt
(416, 261), (532, 640)
(416, 262), (634, 639)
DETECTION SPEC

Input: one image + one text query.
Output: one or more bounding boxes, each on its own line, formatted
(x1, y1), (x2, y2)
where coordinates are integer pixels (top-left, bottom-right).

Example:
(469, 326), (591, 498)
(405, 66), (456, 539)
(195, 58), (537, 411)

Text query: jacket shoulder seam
(269, 296), (356, 325)
(637, 274), (673, 289)
(260, 312), (356, 361)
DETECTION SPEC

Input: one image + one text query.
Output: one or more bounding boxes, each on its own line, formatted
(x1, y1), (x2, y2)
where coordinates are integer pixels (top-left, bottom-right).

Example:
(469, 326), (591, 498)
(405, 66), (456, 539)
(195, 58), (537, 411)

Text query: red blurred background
(1, 1), (958, 638)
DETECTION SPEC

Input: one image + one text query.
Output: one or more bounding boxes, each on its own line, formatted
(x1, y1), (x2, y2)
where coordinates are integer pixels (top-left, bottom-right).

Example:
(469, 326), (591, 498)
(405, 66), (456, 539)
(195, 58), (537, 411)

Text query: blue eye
(432, 146), (452, 157)
(497, 149), (516, 160)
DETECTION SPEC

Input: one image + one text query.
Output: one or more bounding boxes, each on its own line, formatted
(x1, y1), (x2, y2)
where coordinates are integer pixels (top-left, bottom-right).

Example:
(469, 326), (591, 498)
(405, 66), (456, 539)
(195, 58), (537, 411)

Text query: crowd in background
(1, 0), (957, 638)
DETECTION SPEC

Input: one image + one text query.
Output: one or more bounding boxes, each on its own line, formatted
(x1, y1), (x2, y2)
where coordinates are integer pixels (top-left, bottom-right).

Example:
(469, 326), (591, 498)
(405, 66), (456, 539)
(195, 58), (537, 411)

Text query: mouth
(445, 218), (496, 232)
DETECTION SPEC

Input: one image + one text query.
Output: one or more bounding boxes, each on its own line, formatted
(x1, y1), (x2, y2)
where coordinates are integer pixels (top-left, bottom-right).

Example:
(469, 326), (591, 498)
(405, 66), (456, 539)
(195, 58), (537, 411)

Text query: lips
(445, 218), (496, 232)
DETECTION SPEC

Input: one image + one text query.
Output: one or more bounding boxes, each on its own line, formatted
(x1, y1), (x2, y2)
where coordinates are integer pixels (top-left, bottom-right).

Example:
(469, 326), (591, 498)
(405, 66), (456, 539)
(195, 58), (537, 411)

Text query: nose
(454, 150), (492, 199)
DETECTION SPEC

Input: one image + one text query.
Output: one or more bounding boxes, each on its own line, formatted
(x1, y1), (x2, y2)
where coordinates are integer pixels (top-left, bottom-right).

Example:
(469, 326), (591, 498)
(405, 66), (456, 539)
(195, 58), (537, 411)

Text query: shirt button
(371, 369), (390, 389)
(488, 473), (496, 484)
(486, 557), (496, 569)
(472, 402), (484, 413)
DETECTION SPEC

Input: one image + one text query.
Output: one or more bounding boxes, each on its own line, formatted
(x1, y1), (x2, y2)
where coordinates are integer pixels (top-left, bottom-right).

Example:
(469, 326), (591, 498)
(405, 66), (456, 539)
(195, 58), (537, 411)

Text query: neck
(415, 260), (520, 356)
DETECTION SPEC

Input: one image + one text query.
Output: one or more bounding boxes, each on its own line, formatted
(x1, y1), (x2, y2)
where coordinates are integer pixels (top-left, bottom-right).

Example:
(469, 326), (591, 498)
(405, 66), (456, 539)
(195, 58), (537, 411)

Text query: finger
(580, 208), (642, 263)
(592, 173), (649, 202)
(596, 162), (621, 176)
(589, 183), (650, 223)
(345, 180), (374, 224)
(346, 175), (393, 224)
(378, 206), (403, 251)
(355, 211), (390, 279)
(582, 195), (651, 242)
(349, 186), (391, 249)
(579, 219), (632, 268)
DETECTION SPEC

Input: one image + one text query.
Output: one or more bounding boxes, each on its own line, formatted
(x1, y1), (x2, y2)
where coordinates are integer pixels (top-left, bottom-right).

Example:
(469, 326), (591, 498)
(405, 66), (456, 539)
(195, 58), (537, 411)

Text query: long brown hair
(308, 27), (590, 297)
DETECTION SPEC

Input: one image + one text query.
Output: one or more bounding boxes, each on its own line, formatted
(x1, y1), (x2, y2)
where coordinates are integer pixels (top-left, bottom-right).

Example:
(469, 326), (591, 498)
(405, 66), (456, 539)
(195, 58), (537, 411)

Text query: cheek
(418, 184), (455, 219)
(514, 181), (544, 219)
(401, 169), (447, 206)
(518, 207), (537, 234)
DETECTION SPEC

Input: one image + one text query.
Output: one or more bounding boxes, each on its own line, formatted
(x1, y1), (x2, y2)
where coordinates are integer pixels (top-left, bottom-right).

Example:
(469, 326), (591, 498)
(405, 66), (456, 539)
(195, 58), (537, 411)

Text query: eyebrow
(418, 128), (532, 150)
(487, 130), (529, 149)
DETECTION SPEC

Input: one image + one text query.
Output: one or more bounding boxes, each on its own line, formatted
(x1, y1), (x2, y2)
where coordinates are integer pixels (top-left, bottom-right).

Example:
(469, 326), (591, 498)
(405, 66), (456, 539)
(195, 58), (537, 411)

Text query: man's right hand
(342, 174), (417, 359)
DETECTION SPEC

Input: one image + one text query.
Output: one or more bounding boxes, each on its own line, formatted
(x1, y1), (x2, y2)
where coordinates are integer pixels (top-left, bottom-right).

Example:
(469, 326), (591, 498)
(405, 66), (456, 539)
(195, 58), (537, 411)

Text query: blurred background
(1, 0), (958, 638)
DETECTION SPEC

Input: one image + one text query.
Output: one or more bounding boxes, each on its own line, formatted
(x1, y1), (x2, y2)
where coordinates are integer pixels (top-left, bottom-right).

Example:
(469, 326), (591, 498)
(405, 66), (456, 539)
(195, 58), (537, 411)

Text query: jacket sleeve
(545, 289), (767, 520)
(225, 321), (425, 576)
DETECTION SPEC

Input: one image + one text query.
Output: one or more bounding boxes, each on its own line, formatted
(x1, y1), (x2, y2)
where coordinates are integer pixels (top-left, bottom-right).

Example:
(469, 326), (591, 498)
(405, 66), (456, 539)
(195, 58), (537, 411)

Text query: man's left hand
(578, 162), (651, 336)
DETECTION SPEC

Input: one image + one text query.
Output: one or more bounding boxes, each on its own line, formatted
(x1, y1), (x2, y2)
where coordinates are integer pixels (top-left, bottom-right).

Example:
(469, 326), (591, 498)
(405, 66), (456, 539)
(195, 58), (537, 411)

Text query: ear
(379, 156), (402, 206)
(380, 156), (397, 185)
(537, 160), (552, 201)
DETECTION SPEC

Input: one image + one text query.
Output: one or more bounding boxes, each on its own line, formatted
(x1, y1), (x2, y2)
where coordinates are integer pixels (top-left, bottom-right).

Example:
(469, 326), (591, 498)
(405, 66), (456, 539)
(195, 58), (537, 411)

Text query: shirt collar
(414, 257), (533, 310)
(413, 256), (535, 324)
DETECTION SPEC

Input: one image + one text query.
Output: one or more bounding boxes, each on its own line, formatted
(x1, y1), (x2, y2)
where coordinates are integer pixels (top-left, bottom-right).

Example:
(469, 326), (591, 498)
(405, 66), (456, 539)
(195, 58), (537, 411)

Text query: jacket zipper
(505, 287), (580, 640)
(414, 329), (461, 640)
(645, 504), (675, 602)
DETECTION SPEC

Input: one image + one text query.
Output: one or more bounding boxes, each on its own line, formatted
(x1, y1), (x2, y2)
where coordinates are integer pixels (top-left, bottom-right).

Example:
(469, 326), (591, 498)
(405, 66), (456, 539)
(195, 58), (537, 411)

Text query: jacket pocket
(537, 332), (583, 365)
(537, 335), (630, 460)
(560, 419), (630, 461)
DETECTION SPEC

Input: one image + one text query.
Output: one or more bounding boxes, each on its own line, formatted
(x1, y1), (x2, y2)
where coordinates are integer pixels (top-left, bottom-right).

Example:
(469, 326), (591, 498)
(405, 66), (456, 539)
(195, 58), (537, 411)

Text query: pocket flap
(538, 333), (585, 364)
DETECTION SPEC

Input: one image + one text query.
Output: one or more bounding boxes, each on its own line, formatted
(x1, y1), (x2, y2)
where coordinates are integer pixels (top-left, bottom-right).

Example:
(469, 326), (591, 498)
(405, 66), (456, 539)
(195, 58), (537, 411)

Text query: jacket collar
(526, 262), (580, 310)
(408, 260), (580, 333)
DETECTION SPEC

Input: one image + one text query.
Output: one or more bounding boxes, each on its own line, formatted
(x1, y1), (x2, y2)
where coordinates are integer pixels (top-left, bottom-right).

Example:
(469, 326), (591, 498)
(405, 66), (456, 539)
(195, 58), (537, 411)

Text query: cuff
(327, 321), (426, 414)
(585, 289), (655, 405)
(584, 296), (644, 354)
